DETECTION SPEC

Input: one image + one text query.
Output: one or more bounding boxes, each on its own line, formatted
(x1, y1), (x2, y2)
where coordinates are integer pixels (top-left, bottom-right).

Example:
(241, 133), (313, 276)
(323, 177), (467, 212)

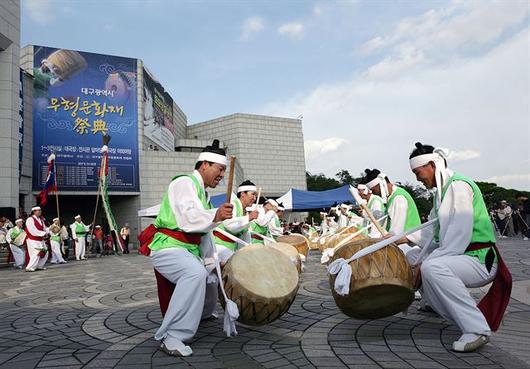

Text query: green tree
(306, 171), (341, 191)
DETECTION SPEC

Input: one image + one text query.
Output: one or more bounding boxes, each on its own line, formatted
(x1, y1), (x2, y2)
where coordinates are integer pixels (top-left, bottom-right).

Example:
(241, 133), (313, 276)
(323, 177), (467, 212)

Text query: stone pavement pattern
(1, 239), (530, 369)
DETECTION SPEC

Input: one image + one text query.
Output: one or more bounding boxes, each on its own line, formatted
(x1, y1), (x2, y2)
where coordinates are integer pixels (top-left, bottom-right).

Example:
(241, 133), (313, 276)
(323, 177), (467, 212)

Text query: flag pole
(53, 158), (60, 222)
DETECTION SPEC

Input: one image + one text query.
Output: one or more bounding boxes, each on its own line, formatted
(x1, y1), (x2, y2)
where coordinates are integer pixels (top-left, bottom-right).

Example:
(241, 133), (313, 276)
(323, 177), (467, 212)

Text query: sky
(22, 0), (530, 190)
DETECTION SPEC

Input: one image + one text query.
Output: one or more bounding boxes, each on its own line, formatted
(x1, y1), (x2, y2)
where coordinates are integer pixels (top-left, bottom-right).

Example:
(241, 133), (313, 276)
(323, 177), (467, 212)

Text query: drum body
(277, 234), (309, 257)
(329, 238), (414, 319)
(269, 242), (302, 274)
(13, 231), (27, 246)
(220, 245), (299, 326)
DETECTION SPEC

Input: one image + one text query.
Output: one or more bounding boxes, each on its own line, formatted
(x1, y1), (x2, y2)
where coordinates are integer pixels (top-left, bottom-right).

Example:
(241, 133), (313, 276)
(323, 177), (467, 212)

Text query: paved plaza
(1, 239), (530, 369)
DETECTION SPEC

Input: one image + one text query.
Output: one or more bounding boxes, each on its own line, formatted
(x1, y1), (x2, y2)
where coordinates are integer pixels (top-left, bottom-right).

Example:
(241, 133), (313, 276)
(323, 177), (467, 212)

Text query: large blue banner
(32, 46), (138, 192)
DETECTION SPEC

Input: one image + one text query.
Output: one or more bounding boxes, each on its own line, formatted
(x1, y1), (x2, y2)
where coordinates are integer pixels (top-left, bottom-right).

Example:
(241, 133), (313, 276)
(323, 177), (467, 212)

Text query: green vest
(250, 215), (270, 244)
(75, 222), (86, 235)
(434, 172), (496, 264)
(214, 197), (246, 252)
(386, 187), (421, 232)
(367, 194), (386, 214)
(10, 227), (23, 242)
(149, 174), (212, 257)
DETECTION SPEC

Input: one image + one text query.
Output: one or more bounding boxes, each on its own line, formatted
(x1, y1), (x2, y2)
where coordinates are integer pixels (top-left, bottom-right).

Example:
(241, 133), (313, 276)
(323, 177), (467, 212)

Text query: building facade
(2, 36), (307, 246)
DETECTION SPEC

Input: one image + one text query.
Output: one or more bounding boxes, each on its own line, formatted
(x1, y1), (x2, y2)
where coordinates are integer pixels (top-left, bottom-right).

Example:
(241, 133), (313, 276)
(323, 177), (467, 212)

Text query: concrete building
(0, 0), (21, 220)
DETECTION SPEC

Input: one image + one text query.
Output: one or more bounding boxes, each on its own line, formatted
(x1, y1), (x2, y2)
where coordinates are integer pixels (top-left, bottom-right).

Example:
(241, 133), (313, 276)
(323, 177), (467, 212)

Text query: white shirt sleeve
(221, 197), (250, 234)
(387, 195), (408, 235)
(168, 176), (218, 233)
(6, 228), (14, 243)
(70, 224), (77, 239)
(255, 208), (276, 227)
(268, 214), (283, 236)
(26, 217), (47, 237)
(424, 181), (474, 261)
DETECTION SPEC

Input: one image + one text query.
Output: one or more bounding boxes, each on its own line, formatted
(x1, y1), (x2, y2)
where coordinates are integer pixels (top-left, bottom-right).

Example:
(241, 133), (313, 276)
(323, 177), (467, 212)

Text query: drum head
(269, 242), (299, 259)
(227, 245), (298, 299)
(277, 234), (305, 245)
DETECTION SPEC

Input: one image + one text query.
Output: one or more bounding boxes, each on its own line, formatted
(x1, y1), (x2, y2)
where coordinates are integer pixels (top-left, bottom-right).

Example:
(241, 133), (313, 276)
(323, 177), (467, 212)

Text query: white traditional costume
(406, 146), (511, 352)
(25, 207), (48, 272)
(50, 218), (66, 264)
(6, 219), (26, 268)
(70, 216), (90, 260)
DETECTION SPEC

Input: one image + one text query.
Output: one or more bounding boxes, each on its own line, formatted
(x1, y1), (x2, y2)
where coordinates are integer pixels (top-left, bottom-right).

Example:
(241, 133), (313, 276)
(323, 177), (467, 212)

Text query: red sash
(25, 216), (45, 241)
(465, 242), (512, 332)
(137, 224), (202, 256)
(251, 233), (263, 240)
(213, 230), (235, 244)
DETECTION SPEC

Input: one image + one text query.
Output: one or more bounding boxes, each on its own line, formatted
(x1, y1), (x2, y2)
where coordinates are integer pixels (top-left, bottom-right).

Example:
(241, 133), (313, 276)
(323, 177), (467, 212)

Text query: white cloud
(240, 16), (265, 41)
(24, 0), (55, 25)
(485, 174), (530, 189)
(305, 137), (348, 159)
(261, 7), (530, 191)
(278, 22), (305, 39)
(447, 149), (481, 161)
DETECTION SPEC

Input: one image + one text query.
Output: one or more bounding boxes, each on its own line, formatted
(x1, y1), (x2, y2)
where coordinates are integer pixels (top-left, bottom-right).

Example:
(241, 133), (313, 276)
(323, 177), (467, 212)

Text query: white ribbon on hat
(197, 152), (228, 166)
(357, 184), (369, 195)
(366, 172), (389, 202)
(409, 147), (449, 207)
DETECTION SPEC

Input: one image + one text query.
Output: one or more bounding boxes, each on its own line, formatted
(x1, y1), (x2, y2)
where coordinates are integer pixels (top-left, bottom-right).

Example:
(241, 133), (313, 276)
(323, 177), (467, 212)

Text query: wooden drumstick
(225, 156), (236, 204)
(255, 187), (262, 208)
(349, 186), (387, 236)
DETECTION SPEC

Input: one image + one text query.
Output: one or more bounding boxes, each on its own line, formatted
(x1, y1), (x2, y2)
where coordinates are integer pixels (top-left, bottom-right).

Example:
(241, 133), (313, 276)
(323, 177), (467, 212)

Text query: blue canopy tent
(208, 185), (356, 211)
(276, 185), (356, 211)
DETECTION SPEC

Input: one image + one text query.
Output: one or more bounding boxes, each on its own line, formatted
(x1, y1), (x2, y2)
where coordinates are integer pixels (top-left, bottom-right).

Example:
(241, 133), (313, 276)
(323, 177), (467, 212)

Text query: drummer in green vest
(394, 142), (511, 352)
(6, 218), (26, 269)
(148, 139), (233, 357)
(268, 202), (285, 239)
(213, 180), (259, 263)
(250, 199), (278, 244)
(362, 168), (420, 253)
(357, 183), (387, 237)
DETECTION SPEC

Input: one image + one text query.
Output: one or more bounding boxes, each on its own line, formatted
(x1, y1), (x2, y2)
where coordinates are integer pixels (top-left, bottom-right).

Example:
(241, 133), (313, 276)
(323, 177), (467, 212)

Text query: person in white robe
(145, 139), (233, 357)
(268, 203), (285, 238)
(357, 184), (386, 237)
(25, 207), (49, 272)
(49, 218), (66, 264)
(250, 199), (278, 244)
(70, 215), (90, 260)
(6, 218), (26, 269)
(394, 142), (511, 352)
(213, 180), (258, 263)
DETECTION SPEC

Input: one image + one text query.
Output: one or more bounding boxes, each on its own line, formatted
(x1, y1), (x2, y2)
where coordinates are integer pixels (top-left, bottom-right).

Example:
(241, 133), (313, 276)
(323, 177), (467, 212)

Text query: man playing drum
(50, 218), (67, 264)
(250, 199), (278, 244)
(357, 184), (387, 237)
(6, 218), (26, 269)
(393, 142), (511, 352)
(145, 140), (233, 357)
(213, 180), (259, 264)
(361, 169), (421, 250)
(268, 202), (285, 239)
(25, 206), (49, 272)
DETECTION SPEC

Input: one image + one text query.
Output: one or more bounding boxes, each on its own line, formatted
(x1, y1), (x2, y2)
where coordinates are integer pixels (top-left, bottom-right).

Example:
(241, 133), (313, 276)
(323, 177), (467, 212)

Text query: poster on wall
(32, 46), (139, 192)
(143, 67), (175, 151)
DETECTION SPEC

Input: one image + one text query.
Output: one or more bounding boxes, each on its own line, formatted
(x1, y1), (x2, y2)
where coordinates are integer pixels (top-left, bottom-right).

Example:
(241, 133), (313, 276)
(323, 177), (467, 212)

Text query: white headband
(409, 148), (449, 206)
(15, 218), (23, 224)
(53, 218), (59, 222)
(196, 152), (228, 166)
(366, 172), (389, 202)
(237, 185), (257, 193)
(277, 206), (285, 211)
(357, 184), (369, 195)
(75, 215), (81, 219)
(31, 206), (41, 211)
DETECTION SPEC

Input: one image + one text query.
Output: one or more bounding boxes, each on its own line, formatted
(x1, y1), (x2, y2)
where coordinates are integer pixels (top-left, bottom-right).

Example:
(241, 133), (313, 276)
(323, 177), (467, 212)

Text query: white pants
(151, 248), (217, 345)
(75, 237), (86, 259)
(50, 240), (65, 263)
(215, 244), (235, 264)
(9, 244), (26, 267)
(26, 239), (47, 270)
(420, 254), (497, 336)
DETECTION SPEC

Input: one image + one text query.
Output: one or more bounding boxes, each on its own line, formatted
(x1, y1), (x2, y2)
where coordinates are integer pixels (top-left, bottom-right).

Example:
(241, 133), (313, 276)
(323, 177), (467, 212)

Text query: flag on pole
(99, 139), (125, 252)
(37, 153), (57, 206)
